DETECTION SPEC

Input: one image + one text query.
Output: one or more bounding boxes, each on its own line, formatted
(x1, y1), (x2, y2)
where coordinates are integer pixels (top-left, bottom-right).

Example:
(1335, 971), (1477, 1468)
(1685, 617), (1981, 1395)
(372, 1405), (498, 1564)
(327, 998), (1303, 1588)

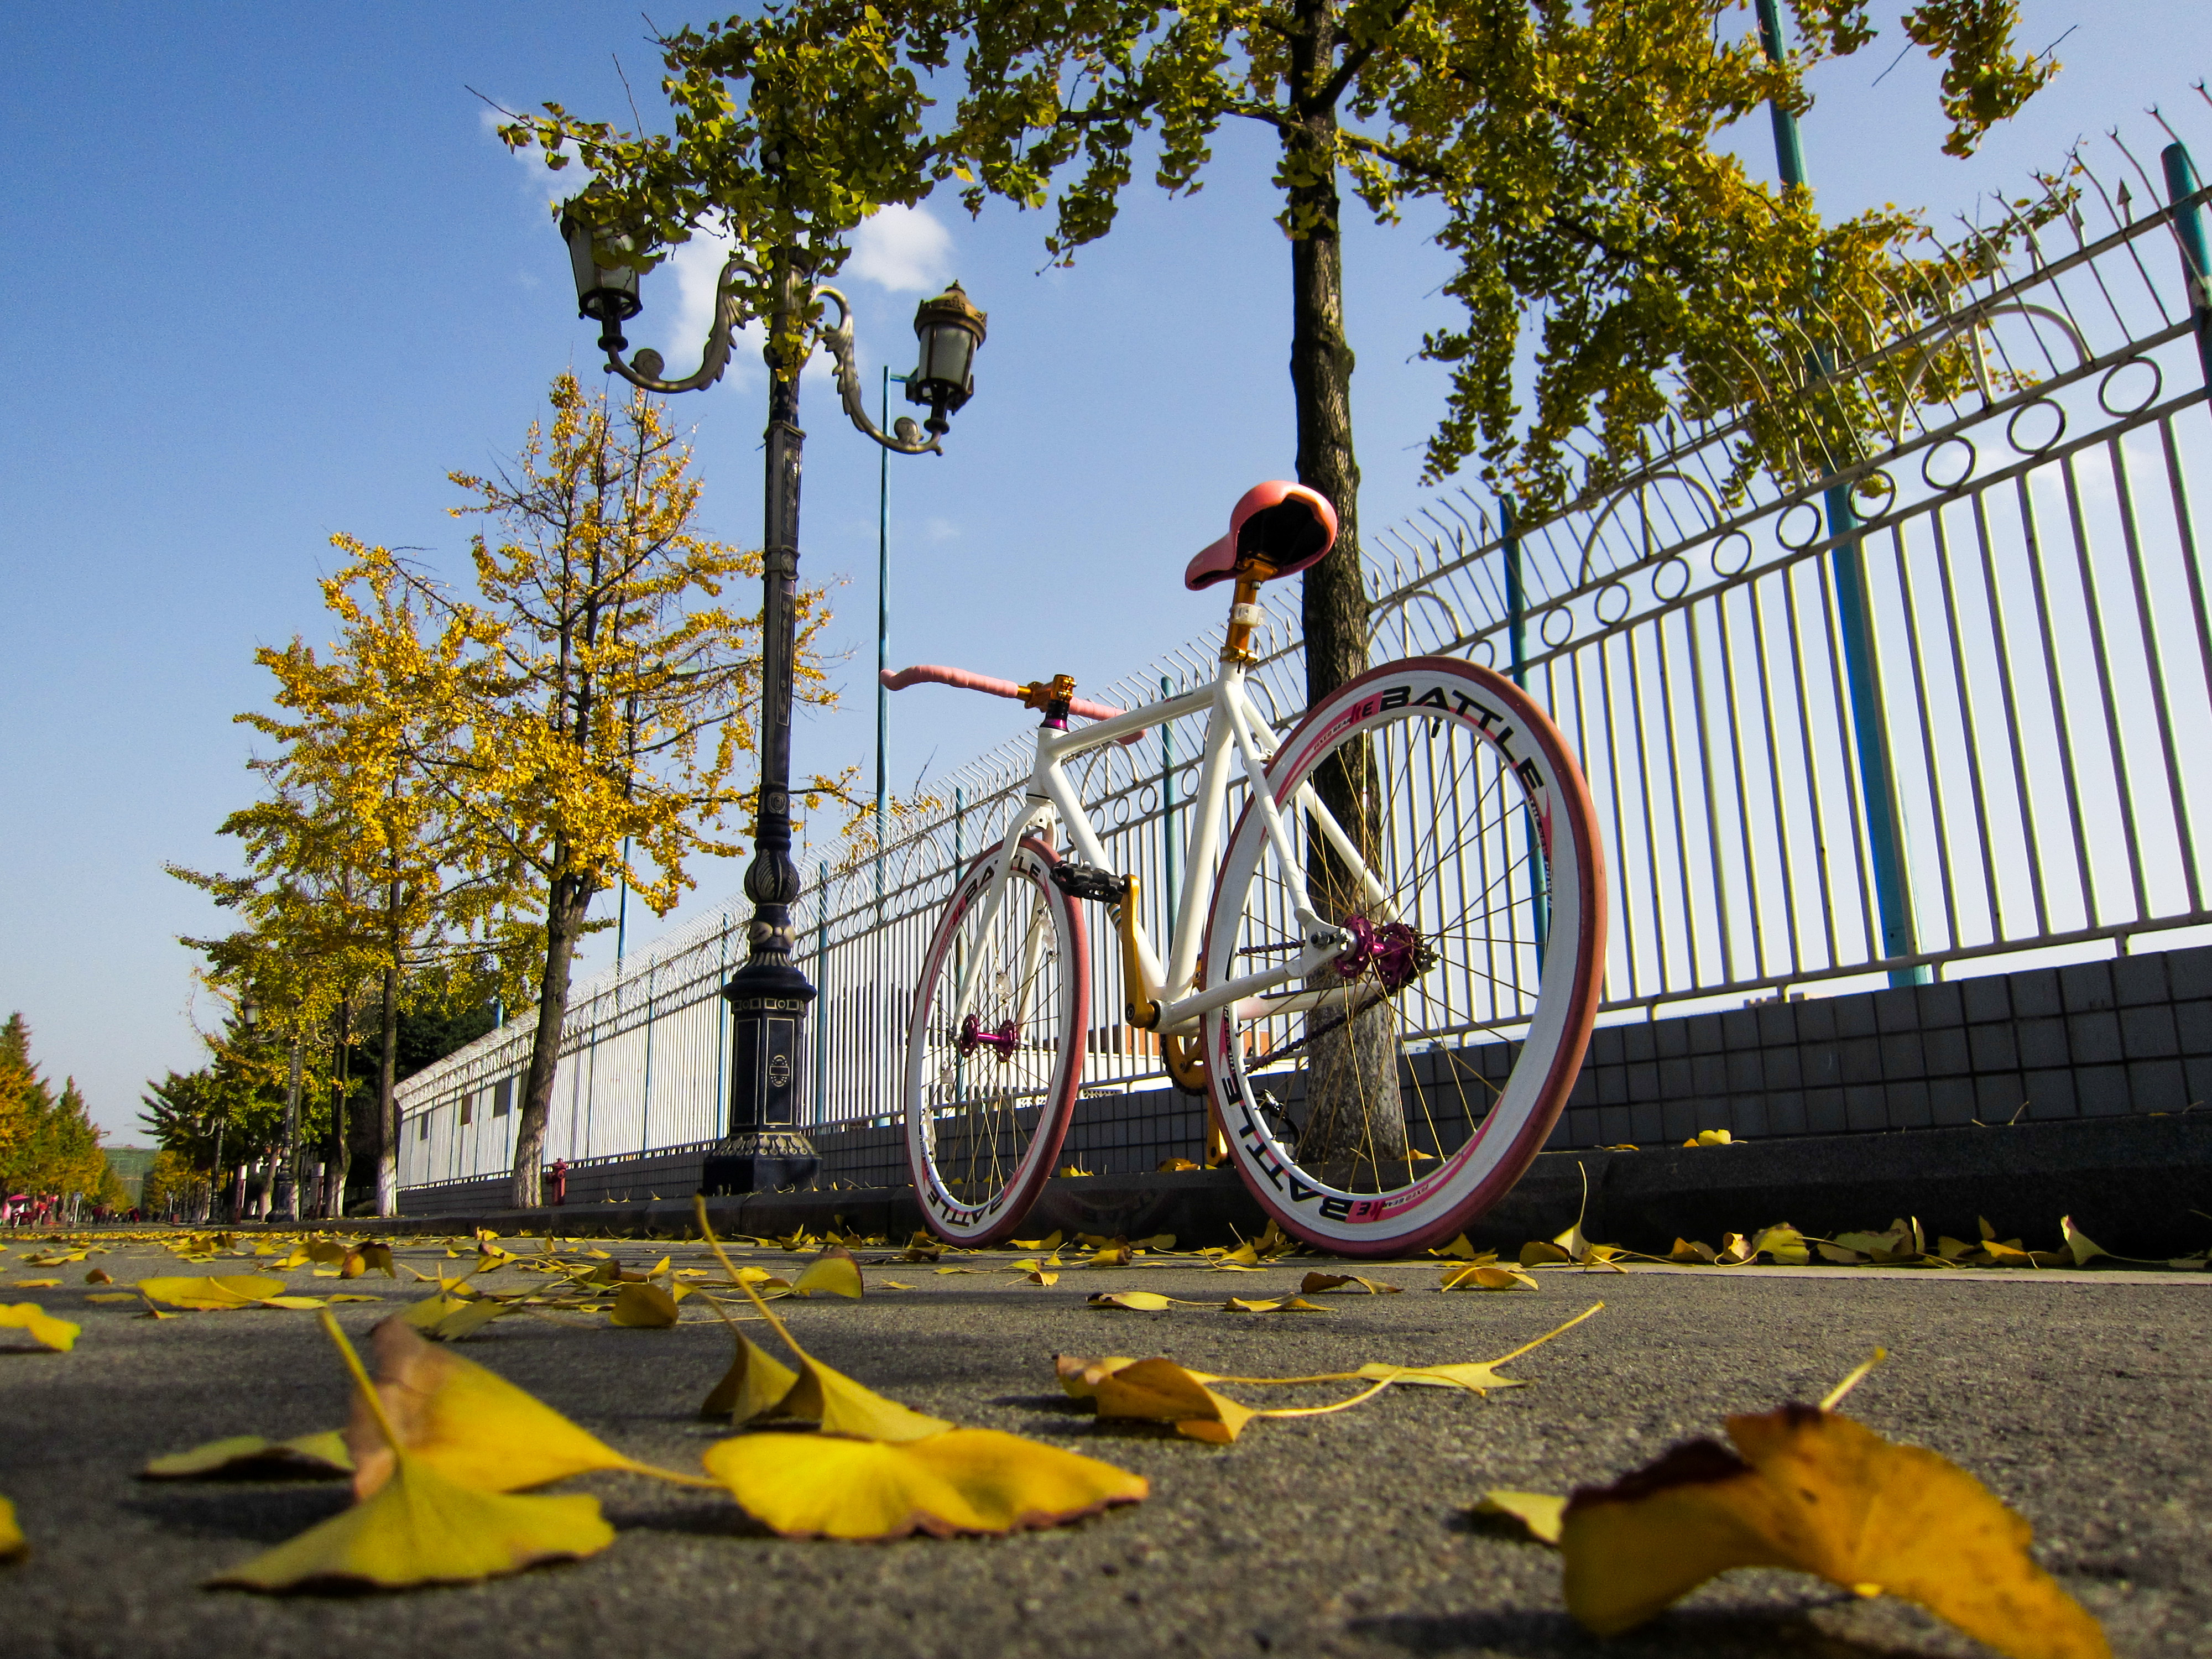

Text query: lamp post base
(700, 1130), (820, 1197)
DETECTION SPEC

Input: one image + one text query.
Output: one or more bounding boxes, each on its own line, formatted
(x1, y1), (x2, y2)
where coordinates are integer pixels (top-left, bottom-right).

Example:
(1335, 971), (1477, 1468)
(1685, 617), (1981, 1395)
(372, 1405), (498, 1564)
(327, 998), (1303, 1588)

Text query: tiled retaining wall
(399, 942), (2212, 1217)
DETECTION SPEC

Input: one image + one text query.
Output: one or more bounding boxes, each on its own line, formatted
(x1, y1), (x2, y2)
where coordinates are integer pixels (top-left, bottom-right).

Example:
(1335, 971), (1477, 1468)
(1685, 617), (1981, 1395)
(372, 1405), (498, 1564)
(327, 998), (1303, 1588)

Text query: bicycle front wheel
(1202, 656), (1606, 1256)
(905, 836), (1088, 1244)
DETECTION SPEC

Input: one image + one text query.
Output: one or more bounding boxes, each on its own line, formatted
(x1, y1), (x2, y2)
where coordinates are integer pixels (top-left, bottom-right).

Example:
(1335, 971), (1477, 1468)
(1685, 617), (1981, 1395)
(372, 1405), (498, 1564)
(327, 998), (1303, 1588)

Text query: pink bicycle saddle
(1183, 481), (1339, 591)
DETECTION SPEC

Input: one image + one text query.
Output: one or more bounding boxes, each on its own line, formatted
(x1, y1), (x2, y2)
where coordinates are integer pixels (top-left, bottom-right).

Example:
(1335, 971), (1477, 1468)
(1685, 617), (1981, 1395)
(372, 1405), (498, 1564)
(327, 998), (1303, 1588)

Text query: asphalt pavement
(2, 1234), (2207, 1659)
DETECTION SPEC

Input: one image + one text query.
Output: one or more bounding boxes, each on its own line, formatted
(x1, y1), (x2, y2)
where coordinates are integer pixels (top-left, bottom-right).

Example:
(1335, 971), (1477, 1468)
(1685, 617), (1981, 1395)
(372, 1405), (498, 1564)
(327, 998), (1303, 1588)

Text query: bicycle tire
(1201, 656), (1606, 1256)
(905, 836), (1088, 1244)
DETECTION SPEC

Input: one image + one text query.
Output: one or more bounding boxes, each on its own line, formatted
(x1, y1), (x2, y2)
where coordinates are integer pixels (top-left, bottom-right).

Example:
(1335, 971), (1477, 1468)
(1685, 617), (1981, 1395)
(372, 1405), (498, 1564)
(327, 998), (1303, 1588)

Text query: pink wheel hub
(957, 1013), (1020, 1061)
(1330, 915), (1431, 993)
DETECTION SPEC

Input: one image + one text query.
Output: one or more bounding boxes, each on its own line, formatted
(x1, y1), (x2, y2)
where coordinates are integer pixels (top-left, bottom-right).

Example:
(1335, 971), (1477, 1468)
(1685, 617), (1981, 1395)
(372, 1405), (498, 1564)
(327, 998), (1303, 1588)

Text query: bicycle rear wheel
(905, 836), (1088, 1244)
(1202, 656), (1605, 1256)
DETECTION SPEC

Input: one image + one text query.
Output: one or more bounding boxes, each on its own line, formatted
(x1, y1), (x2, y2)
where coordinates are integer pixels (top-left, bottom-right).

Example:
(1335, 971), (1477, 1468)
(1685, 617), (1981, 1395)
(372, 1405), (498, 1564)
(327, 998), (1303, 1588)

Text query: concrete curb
(352, 1113), (2212, 1256)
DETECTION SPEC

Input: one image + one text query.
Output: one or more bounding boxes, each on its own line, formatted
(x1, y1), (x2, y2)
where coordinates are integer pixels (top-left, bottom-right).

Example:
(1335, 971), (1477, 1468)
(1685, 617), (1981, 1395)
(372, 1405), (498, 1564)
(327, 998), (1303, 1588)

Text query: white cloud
(480, 105), (573, 215)
(846, 204), (953, 294)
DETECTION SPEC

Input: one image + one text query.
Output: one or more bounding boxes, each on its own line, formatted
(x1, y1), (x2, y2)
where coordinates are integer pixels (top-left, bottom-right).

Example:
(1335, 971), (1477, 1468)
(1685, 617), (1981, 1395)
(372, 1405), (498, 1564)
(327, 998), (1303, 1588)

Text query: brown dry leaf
(1441, 1264), (1540, 1292)
(1817, 1241), (1869, 1264)
(789, 1248), (864, 1300)
(701, 1427), (1146, 1540)
(1301, 1272), (1405, 1295)
(1476, 1490), (1567, 1545)
(700, 1331), (800, 1422)
(1092, 1357), (1257, 1443)
(1, 1302), (80, 1352)
(85, 1268), (113, 1284)
(346, 1317), (649, 1498)
(0, 1494), (21, 1560)
(1560, 1393), (2109, 1659)
(609, 1282), (681, 1328)
(142, 1431), (354, 1480)
(1937, 1235), (1978, 1260)
(1223, 1296), (1330, 1313)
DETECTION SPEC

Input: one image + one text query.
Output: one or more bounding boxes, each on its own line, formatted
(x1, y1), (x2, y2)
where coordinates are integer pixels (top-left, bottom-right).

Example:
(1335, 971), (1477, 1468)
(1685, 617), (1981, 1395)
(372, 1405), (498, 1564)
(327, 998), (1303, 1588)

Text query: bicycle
(885, 481), (1608, 1256)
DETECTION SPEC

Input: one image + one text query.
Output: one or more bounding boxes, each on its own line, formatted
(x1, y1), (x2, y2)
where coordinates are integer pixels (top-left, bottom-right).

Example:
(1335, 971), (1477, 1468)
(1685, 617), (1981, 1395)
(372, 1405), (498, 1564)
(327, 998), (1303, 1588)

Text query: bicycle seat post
(1221, 572), (1266, 666)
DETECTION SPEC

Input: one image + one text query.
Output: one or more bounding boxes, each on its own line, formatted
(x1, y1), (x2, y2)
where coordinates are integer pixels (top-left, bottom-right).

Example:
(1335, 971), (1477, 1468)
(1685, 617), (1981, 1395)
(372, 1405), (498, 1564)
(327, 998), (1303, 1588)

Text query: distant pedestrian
(549, 1160), (567, 1207)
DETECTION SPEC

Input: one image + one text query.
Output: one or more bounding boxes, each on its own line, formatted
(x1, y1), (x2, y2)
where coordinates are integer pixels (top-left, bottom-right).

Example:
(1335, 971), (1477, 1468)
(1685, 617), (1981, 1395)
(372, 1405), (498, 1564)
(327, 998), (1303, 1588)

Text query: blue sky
(2, 2), (2206, 1140)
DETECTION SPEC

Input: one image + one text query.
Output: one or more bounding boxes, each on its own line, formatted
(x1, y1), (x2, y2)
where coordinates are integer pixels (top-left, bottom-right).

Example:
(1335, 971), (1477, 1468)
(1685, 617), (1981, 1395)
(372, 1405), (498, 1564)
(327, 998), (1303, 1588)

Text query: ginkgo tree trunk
(371, 374), (843, 1211)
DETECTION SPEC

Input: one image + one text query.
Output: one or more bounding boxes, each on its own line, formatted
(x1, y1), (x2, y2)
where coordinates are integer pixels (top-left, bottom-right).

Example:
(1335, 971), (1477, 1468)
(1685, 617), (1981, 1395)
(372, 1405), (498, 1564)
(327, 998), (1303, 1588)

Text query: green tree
(1, 1014), (107, 1207)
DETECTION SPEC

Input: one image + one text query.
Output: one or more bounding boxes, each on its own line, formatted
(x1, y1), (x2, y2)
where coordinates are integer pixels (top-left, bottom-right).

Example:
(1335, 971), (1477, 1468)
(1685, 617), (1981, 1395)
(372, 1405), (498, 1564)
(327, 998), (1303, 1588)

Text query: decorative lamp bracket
(816, 287), (941, 455)
(603, 248), (762, 395)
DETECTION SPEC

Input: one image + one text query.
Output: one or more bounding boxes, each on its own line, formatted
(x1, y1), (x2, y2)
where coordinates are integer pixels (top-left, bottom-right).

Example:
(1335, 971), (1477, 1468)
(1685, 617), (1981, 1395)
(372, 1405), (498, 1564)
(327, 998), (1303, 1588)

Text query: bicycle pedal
(1049, 860), (1128, 904)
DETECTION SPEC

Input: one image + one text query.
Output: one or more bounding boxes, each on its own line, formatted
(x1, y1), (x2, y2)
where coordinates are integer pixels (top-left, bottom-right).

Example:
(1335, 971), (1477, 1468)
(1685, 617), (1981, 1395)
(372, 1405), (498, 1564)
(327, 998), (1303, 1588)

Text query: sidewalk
(1, 1237), (2204, 1658)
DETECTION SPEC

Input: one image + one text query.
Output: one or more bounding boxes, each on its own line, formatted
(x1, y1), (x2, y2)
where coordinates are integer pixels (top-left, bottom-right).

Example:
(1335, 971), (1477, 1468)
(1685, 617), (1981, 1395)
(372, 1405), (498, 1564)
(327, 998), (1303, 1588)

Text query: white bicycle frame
(945, 658), (1396, 1045)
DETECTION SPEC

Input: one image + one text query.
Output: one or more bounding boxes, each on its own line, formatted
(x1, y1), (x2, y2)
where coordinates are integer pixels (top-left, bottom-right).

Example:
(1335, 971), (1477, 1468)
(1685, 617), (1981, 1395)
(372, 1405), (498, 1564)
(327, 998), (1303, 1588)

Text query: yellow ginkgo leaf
(701, 1427), (1146, 1540)
(1430, 1234), (1481, 1260)
(400, 1294), (509, 1342)
(1009, 1231), (1063, 1251)
(1091, 1357), (1256, 1443)
(208, 1448), (613, 1592)
(2059, 1215), (2109, 1266)
(1559, 1404), (2110, 1659)
(789, 1248), (864, 1300)
(1476, 1490), (1567, 1545)
(760, 1349), (953, 1442)
(1088, 1291), (1174, 1312)
(1518, 1240), (1573, 1267)
(1155, 1157), (1201, 1172)
(9, 1279), (61, 1289)
(1360, 1305), (1605, 1394)
(136, 1274), (293, 1311)
(609, 1282), (681, 1328)
(1668, 1238), (1718, 1262)
(142, 1431), (354, 1480)
(346, 1317), (648, 1498)
(1751, 1224), (1811, 1265)
(1224, 1296), (1329, 1313)
(1053, 1354), (1145, 1399)
(1301, 1272), (1405, 1295)
(1, 1302), (80, 1352)
(1441, 1264), (1538, 1292)
(1024, 1270), (1061, 1286)
(0, 1494), (22, 1559)
(700, 1331), (800, 1423)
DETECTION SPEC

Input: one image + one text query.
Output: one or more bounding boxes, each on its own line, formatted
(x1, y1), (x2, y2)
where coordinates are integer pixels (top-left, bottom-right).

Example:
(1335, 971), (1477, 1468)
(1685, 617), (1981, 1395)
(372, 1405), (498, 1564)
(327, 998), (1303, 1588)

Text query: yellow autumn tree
(358, 373), (843, 1209)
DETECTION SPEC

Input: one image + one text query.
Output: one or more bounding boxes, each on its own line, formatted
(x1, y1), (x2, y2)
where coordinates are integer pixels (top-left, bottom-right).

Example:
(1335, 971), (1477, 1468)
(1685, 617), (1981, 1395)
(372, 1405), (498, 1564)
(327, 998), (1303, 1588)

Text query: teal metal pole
(1160, 675), (1178, 940)
(1501, 495), (1548, 961)
(1754, 0), (1925, 987)
(2162, 143), (2212, 390)
(875, 369), (895, 908)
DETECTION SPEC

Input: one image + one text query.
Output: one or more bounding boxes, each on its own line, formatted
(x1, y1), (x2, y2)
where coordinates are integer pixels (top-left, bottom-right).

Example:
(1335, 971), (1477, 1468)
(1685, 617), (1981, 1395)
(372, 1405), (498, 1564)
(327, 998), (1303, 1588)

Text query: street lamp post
(560, 197), (987, 1195)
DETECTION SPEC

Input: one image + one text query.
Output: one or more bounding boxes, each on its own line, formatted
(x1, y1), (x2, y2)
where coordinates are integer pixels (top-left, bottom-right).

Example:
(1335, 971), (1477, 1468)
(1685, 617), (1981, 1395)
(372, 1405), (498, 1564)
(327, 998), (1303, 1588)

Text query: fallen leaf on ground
(1023, 1270), (1061, 1286)
(1301, 1272), (1404, 1295)
(2060, 1216), (2108, 1267)
(7, 1279), (60, 1289)
(701, 1427), (1146, 1540)
(1477, 1490), (1567, 1544)
(878, 1280), (917, 1291)
(1054, 1354), (1146, 1399)
(85, 1269), (112, 1284)
(789, 1248), (864, 1300)
(135, 1274), (294, 1311)
(609, 1282), (681, 1328)
(0, 1494), (20, 1559)
(1442, 1264), (1539, 1291)
(1684, 1128), (1735, 1146)
(1668, 1238), (1719, 1263)
(1156, 1157), (1201, 1172)
(1559, 1360), (2109, 1659)
(1009, 1230), (1063, 1251)
(1091, 1357), (1258, 1443)
(399, 1293), (510, 1342)
(1087, 1291), (1179, 1312)
(1751, 1224), (1811, 1266)
(1360, 1305), (1605, 1395)
(1223, 1296), (1329, 1313)
(1, 1303), (79, 1352)
(346, 1317), (649, 1498)
(700, 1329), (800, 1422)
(142, 1431), (354, 1480)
